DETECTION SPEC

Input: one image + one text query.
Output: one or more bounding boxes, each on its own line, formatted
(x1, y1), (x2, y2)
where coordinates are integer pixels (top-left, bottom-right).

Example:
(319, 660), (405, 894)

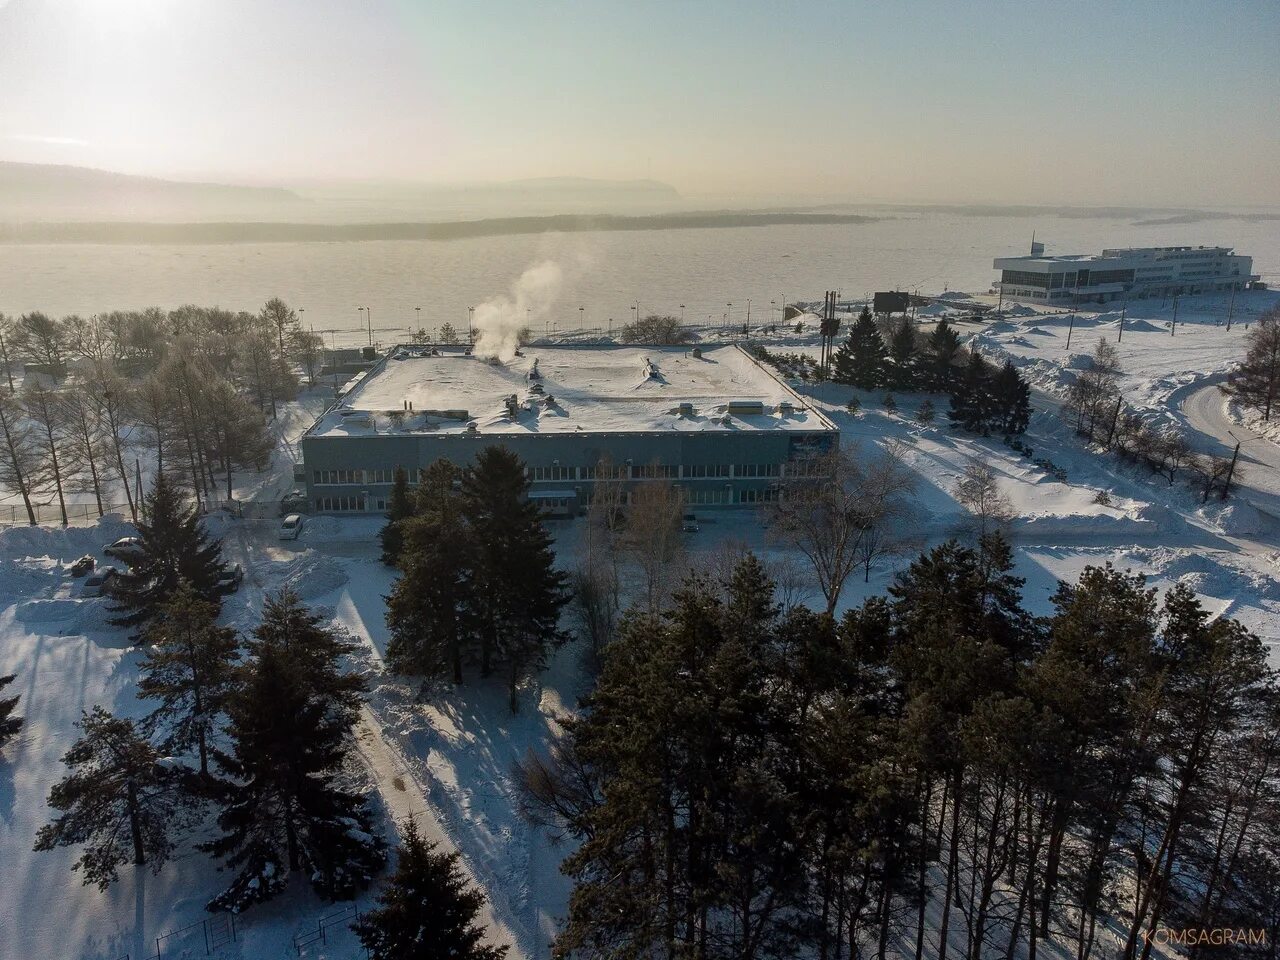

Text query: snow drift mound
(274, 551), (350, 601)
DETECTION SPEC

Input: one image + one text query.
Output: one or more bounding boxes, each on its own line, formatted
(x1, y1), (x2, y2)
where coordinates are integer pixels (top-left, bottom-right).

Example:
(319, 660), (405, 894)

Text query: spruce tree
(916, 397), (935, 426)
(386, 496), (476, 684)
(990, 359), (1031, 435)
(110, 472), (228, 628)
(379, 466), (413, 566)
(461, 447), (568, 712)
(1223, 310), (1279, 421)
(927, 317), (962, 388)
(883, 392), (898, 415)
(948, 351), (994, 434)
(35, 707), (195, 888)
(888, 317), (917, 388)
(250, 588), (366, 711)
(136, 582), (240, 778)
(831, 307), (887, 389)
(204, 591), (384, 911)
(0, 673), (23, 750)
(353, 818), (507, 960)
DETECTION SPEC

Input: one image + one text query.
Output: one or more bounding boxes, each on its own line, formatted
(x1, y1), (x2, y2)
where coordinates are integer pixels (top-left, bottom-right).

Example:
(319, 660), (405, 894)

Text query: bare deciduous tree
(0, 388), (40, 524)
(954, 459), (1015, 539)
(770, 443), (917, 614)
(624, 475), (686, 614)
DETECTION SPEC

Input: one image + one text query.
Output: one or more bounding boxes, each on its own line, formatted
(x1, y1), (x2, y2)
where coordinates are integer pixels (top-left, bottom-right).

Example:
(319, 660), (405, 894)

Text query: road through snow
(1178, 378), (1280, 523)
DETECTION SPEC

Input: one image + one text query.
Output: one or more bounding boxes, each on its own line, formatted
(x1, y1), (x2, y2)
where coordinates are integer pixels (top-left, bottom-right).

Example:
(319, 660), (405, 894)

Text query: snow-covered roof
(306, 344), (834, 438)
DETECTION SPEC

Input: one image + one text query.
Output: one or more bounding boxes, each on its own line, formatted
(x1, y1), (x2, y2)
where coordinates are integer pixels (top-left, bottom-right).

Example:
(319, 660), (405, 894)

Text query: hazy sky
(1, 0), (1277, 206)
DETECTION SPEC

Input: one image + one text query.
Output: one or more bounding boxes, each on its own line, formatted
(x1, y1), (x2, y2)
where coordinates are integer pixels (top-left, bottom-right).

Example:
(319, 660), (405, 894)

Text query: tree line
(755, 311), (1032, 438)
(520, 536), (1280, 960)
(1064, 338), (1243, 500)
(0, 299), (316, 524)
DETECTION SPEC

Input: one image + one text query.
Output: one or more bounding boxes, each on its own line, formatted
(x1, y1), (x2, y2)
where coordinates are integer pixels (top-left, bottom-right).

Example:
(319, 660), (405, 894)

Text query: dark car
(69, 554), (96, 577)
(214, 564), (245, 596)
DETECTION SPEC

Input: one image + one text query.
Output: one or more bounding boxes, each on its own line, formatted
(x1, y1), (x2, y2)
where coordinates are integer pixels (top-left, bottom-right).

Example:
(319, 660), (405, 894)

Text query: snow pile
(1201, 501), (1273, 537)
(276, 551), (350, 601)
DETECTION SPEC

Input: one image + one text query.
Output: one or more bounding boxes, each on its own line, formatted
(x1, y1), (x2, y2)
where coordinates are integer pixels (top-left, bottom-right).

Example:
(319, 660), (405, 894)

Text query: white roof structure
(306, 344), (833, 438)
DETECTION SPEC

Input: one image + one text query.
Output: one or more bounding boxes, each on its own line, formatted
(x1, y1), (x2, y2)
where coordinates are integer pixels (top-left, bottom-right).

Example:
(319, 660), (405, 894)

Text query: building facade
(994, 245), (1256, 305)
(299, 344), (838, 514)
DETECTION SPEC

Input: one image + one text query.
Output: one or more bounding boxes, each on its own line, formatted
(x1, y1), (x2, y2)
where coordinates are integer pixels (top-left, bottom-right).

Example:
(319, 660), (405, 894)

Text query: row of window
(316, 461), (803, 485)
(315, 495), (367, 512)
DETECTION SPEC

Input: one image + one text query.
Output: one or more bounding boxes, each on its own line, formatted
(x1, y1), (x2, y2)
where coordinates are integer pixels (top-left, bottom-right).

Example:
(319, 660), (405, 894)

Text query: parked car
(69, 554), (96, 577)
(278, 514), (305, 540)
(280, 491), (309, 516)
(103, 536), (144, 561)
(81, 567), (118, 597)
(681, 512), (700, 533)
(214, 564), (245, 595)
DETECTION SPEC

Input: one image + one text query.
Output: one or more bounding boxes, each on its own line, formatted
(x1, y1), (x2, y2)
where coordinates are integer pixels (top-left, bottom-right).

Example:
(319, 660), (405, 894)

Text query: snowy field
(2, 289), (1279, 959)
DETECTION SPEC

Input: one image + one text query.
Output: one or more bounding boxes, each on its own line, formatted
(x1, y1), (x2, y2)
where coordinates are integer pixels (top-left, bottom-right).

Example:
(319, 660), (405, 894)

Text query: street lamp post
(579, 305), (584, 331)
(1222, 428), (1262, 500)
(1170, 295), (1180, 337)
(468, 306), (475, 344)
(415, 306), (421, 340)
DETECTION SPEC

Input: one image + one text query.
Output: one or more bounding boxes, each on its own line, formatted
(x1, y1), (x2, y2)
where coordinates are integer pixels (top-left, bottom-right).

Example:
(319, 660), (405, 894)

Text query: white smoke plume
(473, 260), (563, 362)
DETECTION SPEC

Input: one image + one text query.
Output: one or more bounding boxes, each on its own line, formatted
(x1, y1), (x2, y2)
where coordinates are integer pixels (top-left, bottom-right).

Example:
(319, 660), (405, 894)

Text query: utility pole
(1105, 393), (1123, 448)
(1226, 287), (1236, 331)
(1066, 311), (1076, 350)
(415, 306), (421, 338)
(1222, 435), (1242, 500)
(468, 306), (475, 344)
(1117, 296), (1128, 342)
(746, 299), (751, 329)
(1170, 295), (1179, 337)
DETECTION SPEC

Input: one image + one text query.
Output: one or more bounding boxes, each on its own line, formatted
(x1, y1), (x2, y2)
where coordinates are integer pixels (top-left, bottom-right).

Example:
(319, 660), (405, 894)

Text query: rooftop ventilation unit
(726, 400), (765, 416)
(465, 421), (479, 433)
(691, 347), (703, 359)
(529, 382), (546, 395)
(776, 401), (795, 416)
(504, 395), (520, 419)
(527, 358), (542, 381)
(641, 358), (659, 379)
(423, 409), (470, 421)
(673, 402), (696, 417)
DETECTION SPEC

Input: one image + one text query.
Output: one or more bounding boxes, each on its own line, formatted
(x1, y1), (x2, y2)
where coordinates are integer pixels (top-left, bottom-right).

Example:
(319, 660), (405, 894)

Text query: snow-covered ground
(3, 289), (1279, 958)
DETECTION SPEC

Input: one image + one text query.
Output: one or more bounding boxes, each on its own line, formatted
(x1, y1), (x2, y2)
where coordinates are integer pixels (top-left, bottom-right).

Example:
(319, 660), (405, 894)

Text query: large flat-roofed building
(299, 343), (838, 514)
(994, 245), (1256, 305)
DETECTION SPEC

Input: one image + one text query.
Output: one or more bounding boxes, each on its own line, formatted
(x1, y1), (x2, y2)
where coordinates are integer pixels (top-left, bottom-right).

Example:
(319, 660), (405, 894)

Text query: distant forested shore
(0, 210), (882, 244)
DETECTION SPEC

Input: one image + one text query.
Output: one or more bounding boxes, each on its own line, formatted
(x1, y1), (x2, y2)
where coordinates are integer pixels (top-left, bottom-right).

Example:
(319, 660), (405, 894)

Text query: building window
(531, 465), (576, 481)
(686, 464), (731, 478)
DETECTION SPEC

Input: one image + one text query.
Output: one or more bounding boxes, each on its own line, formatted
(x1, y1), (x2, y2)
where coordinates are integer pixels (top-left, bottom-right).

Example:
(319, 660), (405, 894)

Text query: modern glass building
(994, 245), (1256, 305)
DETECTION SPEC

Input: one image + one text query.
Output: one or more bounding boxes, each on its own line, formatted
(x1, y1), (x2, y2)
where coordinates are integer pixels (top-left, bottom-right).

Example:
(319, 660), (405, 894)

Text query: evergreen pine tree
(461, 447), (569, 712)
(379, 466), (413, 566)
(35, 707), (195, 888)
(831, 308), (887, 389)
(846, 395), (861, 416)
(249, 588), (365, 711)
(888, 317), (918, 388)
(136, 582), (240, 778)
(204, 591), (384, 911)
(927, 318), (962, 389)
(883, 392), (898, 414)
(990, 359), (1031, 435)
(386, 493), (476, 684)
(916, 397), (936, 426)
(948, 351), (994, 434)
(0, 672), (23, 750)
(353, 818), (507, 960)
(109, 472), (228, 628)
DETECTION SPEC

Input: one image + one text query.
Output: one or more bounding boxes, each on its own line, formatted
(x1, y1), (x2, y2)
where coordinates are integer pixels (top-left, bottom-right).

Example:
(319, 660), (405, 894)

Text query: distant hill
(0, 210), (880, 244)
(0, 161), (308, 222)
(0, 163), (685, 223)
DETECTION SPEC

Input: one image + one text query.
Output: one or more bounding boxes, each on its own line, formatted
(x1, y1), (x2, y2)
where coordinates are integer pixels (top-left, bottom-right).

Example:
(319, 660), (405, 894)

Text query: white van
(278, 514), (305, 540)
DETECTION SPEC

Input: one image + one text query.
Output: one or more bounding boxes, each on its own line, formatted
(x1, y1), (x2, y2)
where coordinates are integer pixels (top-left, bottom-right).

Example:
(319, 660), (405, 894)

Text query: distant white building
(993, 245), (1256, 305)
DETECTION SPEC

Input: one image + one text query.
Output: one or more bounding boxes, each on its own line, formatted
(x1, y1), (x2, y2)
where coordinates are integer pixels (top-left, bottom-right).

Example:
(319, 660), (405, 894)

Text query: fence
(293, 901), (366, 958)
(0, 497), (283, 528)
(103, 913), (238, 960)
(0, 500), (136, 527)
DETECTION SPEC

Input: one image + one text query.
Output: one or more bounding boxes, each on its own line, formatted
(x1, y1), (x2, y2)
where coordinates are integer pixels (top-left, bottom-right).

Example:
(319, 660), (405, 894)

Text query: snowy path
(352, 706), (519, 955)
(1178, 377), (1280, 522)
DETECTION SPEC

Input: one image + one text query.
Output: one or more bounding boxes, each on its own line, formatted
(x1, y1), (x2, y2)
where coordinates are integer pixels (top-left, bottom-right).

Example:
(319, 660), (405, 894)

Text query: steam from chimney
(473, 260), (563, 362)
